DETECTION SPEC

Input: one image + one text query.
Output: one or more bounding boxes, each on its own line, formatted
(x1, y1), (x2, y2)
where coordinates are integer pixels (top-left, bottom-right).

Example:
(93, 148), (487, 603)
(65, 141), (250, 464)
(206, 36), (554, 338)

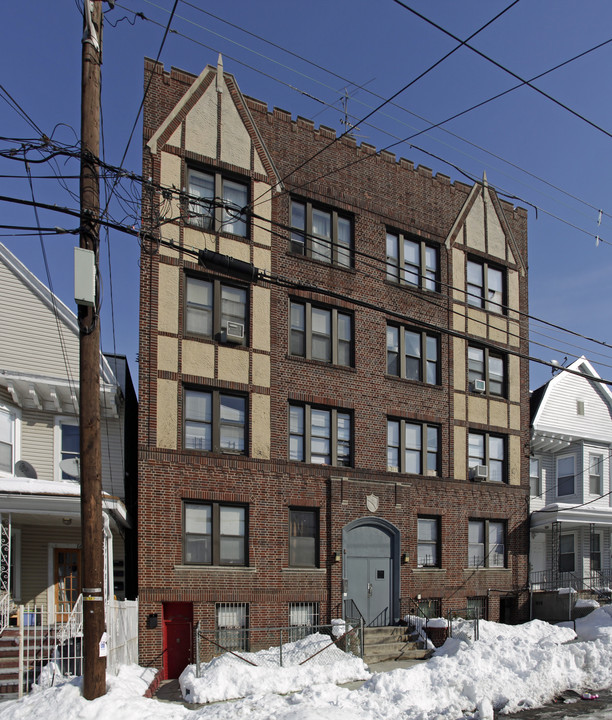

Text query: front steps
(362, 625), (432, 663)
(0, 628), (20, 699)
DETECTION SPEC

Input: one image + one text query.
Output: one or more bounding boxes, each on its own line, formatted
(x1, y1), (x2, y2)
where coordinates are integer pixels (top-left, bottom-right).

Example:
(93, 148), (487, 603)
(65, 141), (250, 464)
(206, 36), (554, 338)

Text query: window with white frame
(0, 406), (17, 474)
(529, 457), (541, 497)
(467, 345), (505, 396)
(290, 199), (353, 266)
(60, 422), (80, 479)
(387, 419), (440, 476)
(385, 231), (438, 291)
(290, 301), (353, 366)
(289, 602), (319, 641)
(589, 454), (603, 496)
(466, 259), (504, 313)
(289, 404), (352, 466)
(590, 532), (602, 571)
(557, 455), (575, 497)
(216, 603), (249, 651)
(417, 517), (440, 568)
(559, 534), (574, 572)
(468, 519), (505, 568)
(468, 432), (506, 482)
(386, 325), (439, 384)
(185, 276), (248, 345)
(188, 168), (248, 237)
(184, 389), (247, 455)
(289, 508), (319, 567)
(183, 501), (246, 566)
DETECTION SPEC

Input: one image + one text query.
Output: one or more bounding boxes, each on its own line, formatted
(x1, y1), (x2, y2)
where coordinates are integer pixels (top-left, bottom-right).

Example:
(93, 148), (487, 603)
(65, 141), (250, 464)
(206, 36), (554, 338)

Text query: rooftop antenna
(339, 80), (375, 139)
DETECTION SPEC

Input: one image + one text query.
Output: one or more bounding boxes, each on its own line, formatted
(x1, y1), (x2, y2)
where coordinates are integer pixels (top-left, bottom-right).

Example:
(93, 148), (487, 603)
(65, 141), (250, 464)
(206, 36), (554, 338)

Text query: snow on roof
(0, 475), (81, 496)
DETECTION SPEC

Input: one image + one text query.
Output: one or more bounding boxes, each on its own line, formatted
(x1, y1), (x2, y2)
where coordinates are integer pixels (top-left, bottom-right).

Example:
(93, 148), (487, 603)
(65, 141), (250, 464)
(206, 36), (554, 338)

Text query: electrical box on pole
(74, 247), (96, 307)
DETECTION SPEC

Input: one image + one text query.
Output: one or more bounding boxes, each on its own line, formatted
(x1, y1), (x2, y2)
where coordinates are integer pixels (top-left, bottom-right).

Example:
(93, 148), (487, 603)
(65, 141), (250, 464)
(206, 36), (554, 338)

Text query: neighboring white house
(0, 241), (137, 628)
(530, 357), (612, 593)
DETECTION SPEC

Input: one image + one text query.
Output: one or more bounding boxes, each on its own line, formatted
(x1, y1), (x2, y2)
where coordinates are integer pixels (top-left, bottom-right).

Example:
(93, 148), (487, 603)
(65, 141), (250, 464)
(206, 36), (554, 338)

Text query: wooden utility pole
(79, 0), (106, 699)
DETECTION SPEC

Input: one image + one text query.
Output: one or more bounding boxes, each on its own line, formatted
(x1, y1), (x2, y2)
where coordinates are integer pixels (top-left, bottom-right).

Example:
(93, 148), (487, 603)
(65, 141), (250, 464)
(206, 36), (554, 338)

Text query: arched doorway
(343, 518), (400, 626)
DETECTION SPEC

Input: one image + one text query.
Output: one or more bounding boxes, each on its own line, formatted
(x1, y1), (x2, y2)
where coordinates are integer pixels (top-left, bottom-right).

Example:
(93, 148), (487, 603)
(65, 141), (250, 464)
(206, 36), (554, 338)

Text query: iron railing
(0, 591), (10, 636)
(530, 569), (612, 593)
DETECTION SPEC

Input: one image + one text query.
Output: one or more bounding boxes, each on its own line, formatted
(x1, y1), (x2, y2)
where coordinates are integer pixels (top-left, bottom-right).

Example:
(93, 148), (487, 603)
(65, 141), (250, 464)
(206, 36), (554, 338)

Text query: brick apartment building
(138, 57), (530, 677)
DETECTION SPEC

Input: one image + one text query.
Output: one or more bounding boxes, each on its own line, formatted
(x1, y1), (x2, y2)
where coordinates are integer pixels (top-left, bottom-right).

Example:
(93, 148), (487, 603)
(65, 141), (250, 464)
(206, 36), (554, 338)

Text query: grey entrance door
(344, 521), (397, 626)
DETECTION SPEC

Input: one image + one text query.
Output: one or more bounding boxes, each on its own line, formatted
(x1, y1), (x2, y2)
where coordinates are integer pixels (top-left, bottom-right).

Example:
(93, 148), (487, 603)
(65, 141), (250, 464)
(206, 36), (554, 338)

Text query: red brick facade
(138, 58), (530, 674)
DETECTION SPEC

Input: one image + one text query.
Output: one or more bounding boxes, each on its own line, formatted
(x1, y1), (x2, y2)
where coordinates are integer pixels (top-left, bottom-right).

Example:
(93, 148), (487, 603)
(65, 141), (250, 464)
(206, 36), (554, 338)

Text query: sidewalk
(153, 657), (425, 707)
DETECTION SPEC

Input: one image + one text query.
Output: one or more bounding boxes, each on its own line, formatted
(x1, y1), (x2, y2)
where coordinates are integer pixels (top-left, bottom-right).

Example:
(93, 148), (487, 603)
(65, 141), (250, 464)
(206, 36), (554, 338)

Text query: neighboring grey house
(0, 241), (137, 628)
(530, 357), (612, 594)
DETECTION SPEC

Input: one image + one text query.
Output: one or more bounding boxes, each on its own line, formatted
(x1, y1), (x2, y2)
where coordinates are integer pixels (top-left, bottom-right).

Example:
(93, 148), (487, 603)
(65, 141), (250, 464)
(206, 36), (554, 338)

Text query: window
(289, 509), (319, 567)
(290, 200), (352, 267)
(184, 389), (247, 454)
(289, 602), (319, 641)
(591, 532), (602, 572)
(289, 405), (352, 466)
(386, 231), (438, 291)
(468, 346), (505, 396)
(417, 517), (440, 568)
(188, 168), (248, 237)
(387, 420), (440, 476)
(468, 432), (506, 482)
(468, 520), (505, 568)
(183, 502), (246, 565)
(466, 259), (504, 313)
(386, 326), (439, 384)
(417, 598), (441, 619)
(216, 603), (249, 651)
(0, 407), (16, 474)
(557, 455), (575, 497)
(290, 301), (353, 366)
(559, 534), (574, 572)
(589, 454), (603, 495)
(466, 597), (487, 620)
(60, 423), (79, 480)
(529, 458), (541, 497)
(185, 276), (247, 344)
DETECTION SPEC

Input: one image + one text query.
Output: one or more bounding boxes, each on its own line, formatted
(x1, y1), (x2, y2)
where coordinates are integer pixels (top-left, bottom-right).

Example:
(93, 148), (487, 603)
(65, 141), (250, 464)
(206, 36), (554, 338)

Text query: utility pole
(79, 0), (106, 699)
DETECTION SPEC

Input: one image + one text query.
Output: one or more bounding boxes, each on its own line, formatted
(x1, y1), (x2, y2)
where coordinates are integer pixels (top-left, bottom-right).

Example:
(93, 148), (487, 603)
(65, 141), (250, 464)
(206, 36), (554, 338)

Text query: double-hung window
(289, 508), (319, 567)
(185, 276), (247, 345)
(184, 389), (247, 455)
(60, 422), (80, 480)
(289, 602), (319, 640)
(559, 534), (574, 572)
(589, 454), (603, 496)
(417, 517), (440, 568)
(290, 301), (352, 366)
(468, 520), (505, 568)
(387, 419), (440, 476)
(468, 346), (505, 396)
(468, 432), (506, 482)
(386, 231), (438, 291)
(386, 325), (439, 384)
(290, 200), (353, 267)
(216, 603), (249, 651)
(183, 501), (247, 566)
(188, 169), (248, 237)
(289, 404), (352, 466)
(529, 457), (541, 497)
(557, 455), (575, 497)
(466, 259), (504, 313)
(0, 406), (17, 474)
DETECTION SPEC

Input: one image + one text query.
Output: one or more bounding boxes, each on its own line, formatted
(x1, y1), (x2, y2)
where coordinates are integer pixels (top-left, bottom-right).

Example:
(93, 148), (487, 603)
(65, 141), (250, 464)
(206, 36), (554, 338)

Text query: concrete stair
(362, 625), (432, 663)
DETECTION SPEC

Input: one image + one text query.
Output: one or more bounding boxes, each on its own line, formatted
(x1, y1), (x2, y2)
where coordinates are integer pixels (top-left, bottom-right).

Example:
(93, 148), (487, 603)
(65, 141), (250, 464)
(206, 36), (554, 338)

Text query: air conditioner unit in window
(470, 464), (488, 481)
(222, 321), (245, 343)
(472, 379), (486, 393)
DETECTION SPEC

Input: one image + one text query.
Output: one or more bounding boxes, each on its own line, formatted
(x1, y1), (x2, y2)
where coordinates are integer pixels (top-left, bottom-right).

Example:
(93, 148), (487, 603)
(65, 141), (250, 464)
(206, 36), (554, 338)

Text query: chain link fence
(194, 621), (363, 676)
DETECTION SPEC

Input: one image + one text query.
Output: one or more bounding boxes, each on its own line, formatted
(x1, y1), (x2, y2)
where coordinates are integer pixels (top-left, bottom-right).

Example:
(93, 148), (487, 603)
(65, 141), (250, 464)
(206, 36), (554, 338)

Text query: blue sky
(2, 1), (612, 392)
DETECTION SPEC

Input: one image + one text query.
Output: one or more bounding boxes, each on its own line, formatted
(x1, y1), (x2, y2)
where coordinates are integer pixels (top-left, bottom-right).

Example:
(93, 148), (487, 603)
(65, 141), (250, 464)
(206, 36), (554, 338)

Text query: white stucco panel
(465, 194), (485, 252)
(220, 79), (251, 169)
(185, 88), (218, 159)
(486, 196), (506, 260)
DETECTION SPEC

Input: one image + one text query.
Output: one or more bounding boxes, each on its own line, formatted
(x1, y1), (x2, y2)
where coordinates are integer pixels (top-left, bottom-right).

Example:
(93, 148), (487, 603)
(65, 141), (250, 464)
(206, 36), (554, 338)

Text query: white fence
(106, 598), (139, 674)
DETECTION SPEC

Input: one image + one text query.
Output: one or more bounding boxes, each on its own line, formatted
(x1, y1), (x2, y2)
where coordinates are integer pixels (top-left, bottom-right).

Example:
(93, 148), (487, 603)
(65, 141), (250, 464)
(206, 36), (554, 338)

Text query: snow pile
(3, 612), (612, 719)
(180, 631), (370, 703)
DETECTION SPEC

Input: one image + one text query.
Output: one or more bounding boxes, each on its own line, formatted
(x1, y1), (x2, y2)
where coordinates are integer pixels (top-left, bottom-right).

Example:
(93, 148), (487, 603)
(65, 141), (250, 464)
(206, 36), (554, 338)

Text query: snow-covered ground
(3, 607), (612, 720)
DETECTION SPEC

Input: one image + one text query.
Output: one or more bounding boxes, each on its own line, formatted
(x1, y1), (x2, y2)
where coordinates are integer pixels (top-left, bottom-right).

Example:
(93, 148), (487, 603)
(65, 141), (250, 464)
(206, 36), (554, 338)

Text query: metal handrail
(0, 591), (10, 635)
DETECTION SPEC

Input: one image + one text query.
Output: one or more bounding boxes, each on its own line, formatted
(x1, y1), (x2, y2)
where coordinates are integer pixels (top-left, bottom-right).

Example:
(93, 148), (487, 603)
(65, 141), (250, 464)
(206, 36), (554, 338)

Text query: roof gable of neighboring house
(531, 357), (612, 446)
(0, 243), (118, 415)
